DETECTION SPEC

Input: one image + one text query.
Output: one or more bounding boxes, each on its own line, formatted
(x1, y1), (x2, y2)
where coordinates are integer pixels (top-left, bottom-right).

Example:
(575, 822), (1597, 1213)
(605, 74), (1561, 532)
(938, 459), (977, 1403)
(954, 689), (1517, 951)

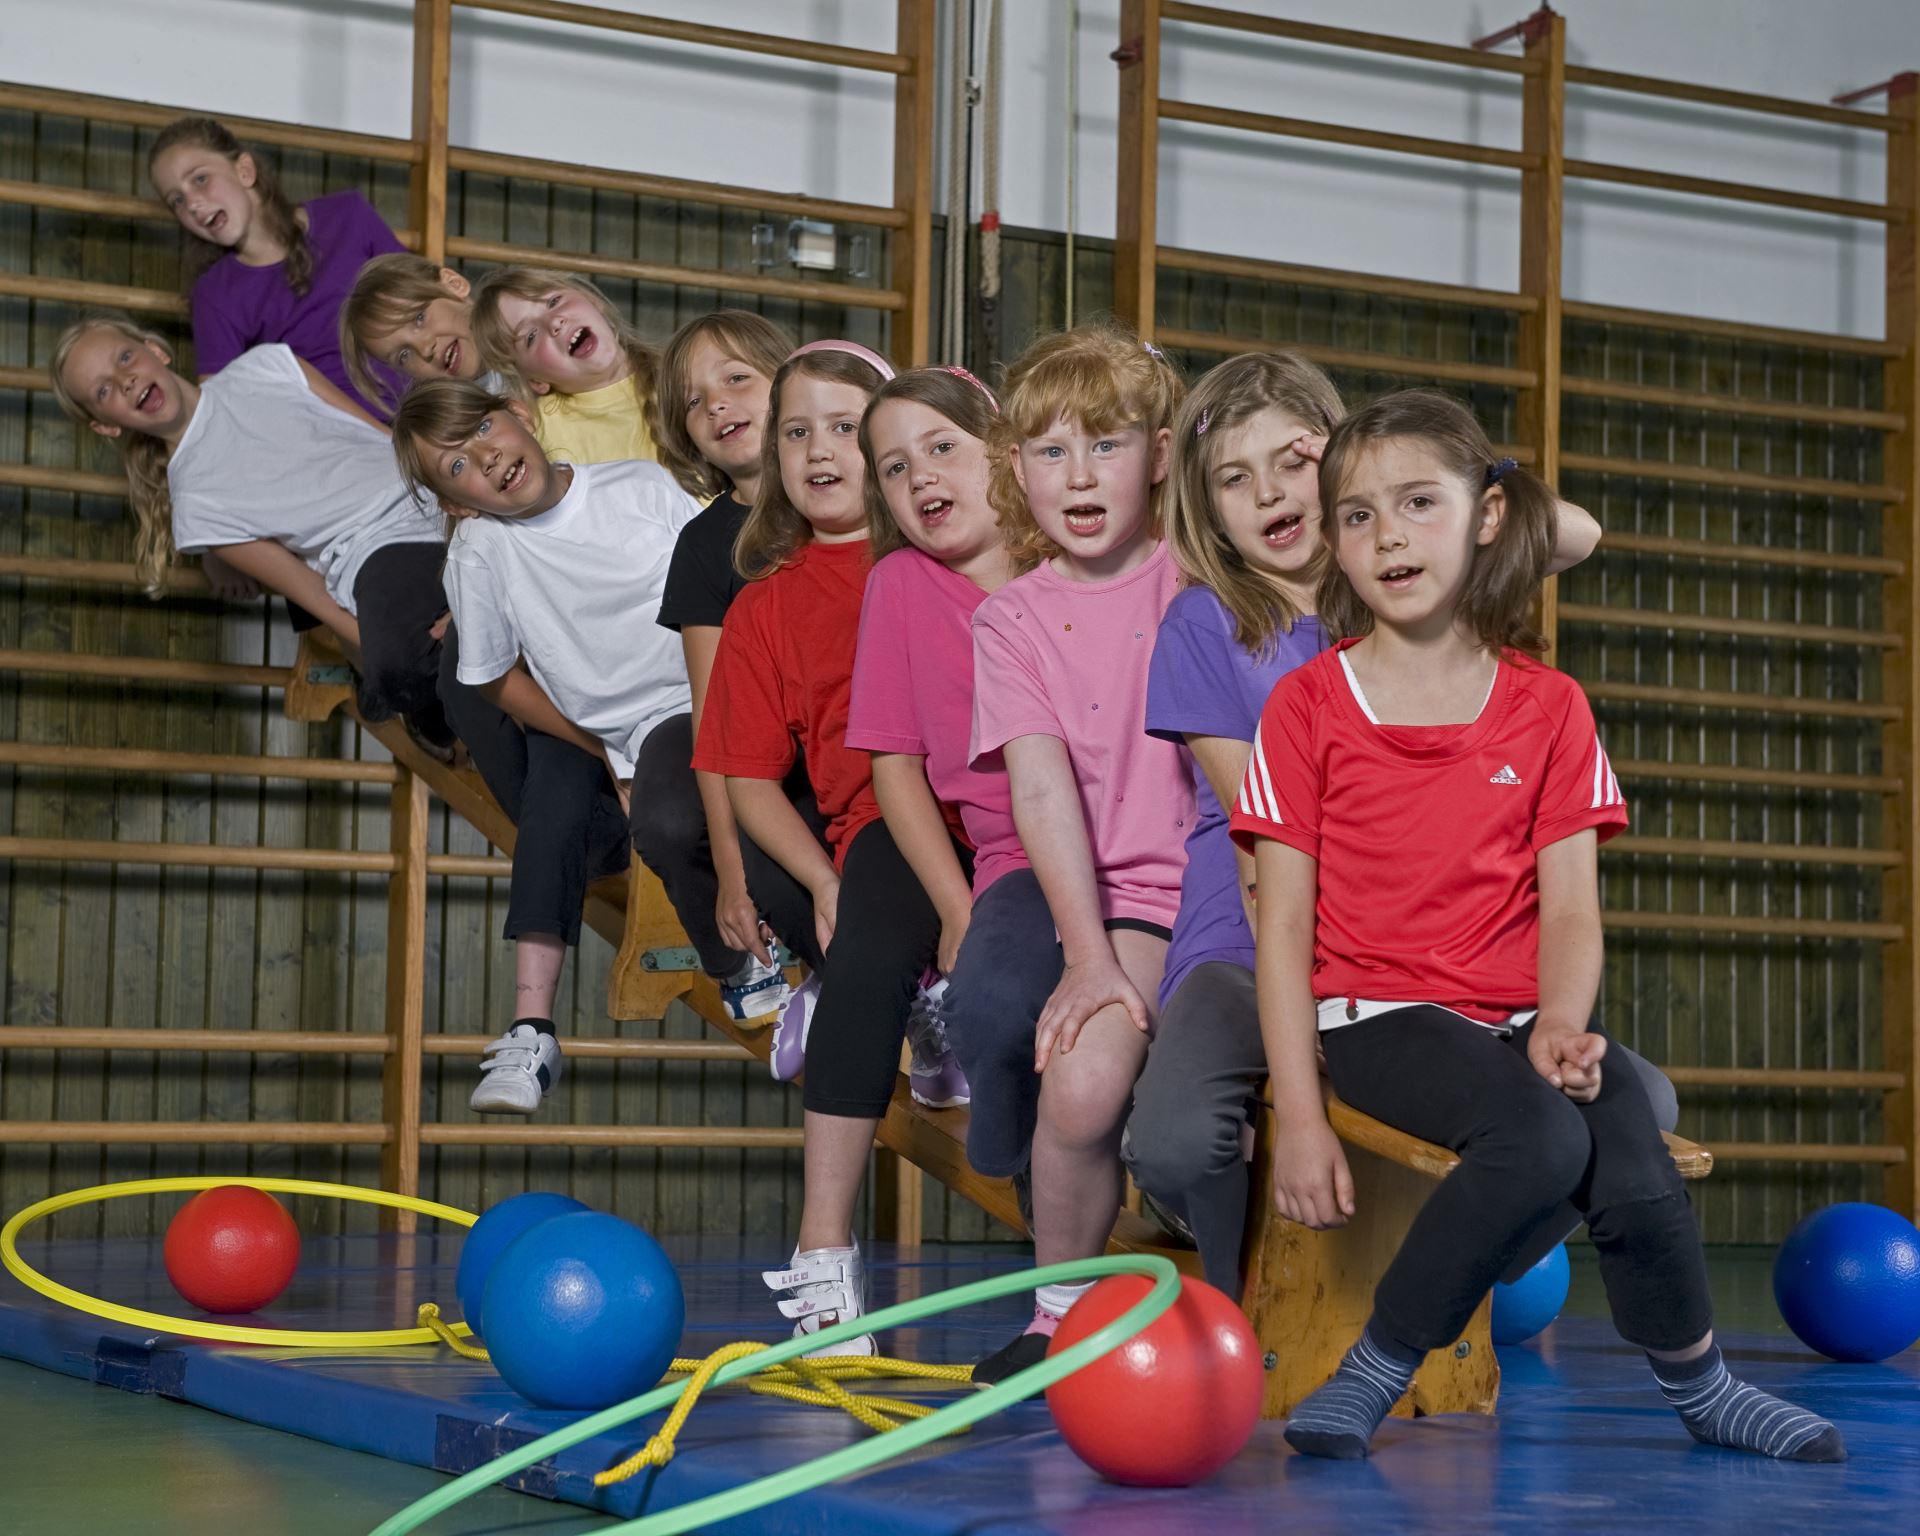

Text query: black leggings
(767, 817), (967, 1120)
(1321, 1007), (1712, 1355)
(351, 541), (453, 732)
(437, 626), (630, 946)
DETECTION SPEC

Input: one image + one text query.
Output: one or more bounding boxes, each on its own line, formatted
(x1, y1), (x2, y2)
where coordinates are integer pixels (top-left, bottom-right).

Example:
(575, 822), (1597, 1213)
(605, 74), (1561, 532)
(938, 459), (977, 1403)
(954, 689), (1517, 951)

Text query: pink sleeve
(1229, 678), (1322, 860)
(845, 560), (925, 756)
(1532, 679), (1630, 850)
(969, 605), (1063, 770)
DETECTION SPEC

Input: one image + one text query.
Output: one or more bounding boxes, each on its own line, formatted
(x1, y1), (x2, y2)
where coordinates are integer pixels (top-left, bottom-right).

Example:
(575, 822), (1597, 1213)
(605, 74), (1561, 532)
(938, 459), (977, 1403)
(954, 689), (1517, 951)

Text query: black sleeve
(657, 495), (748, 633)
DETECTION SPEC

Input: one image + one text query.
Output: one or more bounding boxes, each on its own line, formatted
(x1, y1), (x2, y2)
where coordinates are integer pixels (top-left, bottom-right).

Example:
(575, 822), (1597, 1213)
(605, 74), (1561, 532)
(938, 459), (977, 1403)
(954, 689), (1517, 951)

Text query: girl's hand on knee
(1033, 955), (1148, 1072)
(936, 907), (970, 978)
(1529, 1022), (1607, 1103)
(429, 609), (452, 643)
(809, 874), (841, 956)
(715, 878), (768, 962)
(1272, 1117), (1355, 1230)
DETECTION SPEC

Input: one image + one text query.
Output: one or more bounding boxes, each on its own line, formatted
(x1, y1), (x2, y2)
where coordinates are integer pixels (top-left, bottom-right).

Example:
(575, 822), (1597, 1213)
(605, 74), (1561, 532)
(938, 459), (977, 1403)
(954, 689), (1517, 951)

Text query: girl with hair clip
(149, 116), (405, 418)
(692, 341), (964, 1356)
(653, 310), (806, 1021)
(1233, 389), (1842, 1464)
(49, 316), (453, 749)
(1130, 353), (1666, 1297)
(469, 267), (662, 468)
(340, 254), (505, 414)
(963, 324), (1194, 1384)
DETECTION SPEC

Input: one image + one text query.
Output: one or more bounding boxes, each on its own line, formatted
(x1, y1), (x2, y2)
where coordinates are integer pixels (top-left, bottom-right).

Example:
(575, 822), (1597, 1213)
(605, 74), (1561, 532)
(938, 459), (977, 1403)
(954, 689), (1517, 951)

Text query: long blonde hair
(735, 347), (890, 581)
(48, 314), (180, 595)
(340, 253), (468, 412)
(149, 117), (312, 296)
(1166, 351), (1344, 654)
(1318, 390), (1556, 656)
(469, 266), (660, 421)
(987, 322), (1185, 573)
(653, 310), (794, 499)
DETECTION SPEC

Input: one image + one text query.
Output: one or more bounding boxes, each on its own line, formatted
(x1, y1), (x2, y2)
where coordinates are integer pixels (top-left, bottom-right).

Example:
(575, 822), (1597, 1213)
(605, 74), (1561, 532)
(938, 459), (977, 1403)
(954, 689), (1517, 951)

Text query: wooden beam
(1159, 246), (1535, 311)
(1563, 373), (1907, 432)
(0, 464), (129, 498)
(1519, 9), (1564, 665)
(0, 1026), (751, 1061)
(0, 178), (171, 224)
(1113, 0), (1163, 337)
(0, 649), (290, 689)
(1702, 1143), (1909, 1165)
(1565, 63), (1902, 134)
(411, 0), (452, 265)
(1612, 758), (1901, 795)
(1566, 157), (1893, 223)
(1159, 99), (1536, 171)
(1883, 76), (1920, 1223)
(1599, 531), (1904, 578)
(890, 0), (936, 366)
(419, 1124), (808, 1148)
(1561, 450), (1901, 503)
(0, 742), (397, 783)
(0, 1122), (392, 1145)
(1586, 680), (1900, 721)
(1564, 298), (1904, 358)
(1605, 911), (1903, 941)
(456, 0), (912, 74)
(0, 271), (186, 317)
(0, 836), (394, 874)
(0, 555), (213, 590)
(444, 236), (904, 311)
(1157, 326), (1537, 387)
(1557, 602), (1902, 649)
(1607, 836), (1900, 868)
(1162, 3), (1535, 76)
(1665, 1067), (1907, 1091)
(381, 769), (430, 1231)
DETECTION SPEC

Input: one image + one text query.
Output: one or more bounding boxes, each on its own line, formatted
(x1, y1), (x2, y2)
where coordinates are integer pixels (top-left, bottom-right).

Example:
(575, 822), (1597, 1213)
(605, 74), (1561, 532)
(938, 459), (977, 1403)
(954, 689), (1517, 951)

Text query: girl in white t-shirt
(50, 315), (454, 743)
(391, 377), (710, 1115)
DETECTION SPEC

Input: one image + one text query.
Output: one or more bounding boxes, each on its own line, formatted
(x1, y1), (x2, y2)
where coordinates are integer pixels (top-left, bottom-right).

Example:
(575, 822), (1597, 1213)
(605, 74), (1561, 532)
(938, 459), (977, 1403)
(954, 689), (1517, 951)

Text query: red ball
(163, 1186), (301, 1314)
(1045, 1275), (1264, 1487)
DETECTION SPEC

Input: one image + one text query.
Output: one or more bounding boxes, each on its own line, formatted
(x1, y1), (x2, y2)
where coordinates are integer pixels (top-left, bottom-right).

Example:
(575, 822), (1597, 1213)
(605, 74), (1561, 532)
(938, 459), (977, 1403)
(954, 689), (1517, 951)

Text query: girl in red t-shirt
(692, 341), (967, 1356)
(1231, 390), (1842, 1464)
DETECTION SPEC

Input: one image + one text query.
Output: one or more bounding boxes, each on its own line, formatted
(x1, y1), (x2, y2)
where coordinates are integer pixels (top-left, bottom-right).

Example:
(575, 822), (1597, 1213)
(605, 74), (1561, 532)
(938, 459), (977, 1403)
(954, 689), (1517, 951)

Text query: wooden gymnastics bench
(1241, 1083), (1714, 1420)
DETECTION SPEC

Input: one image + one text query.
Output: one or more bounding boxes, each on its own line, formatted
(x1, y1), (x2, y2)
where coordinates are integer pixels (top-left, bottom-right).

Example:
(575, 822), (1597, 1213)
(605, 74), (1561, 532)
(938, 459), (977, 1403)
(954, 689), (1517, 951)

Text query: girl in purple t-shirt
(1131, 350), (1630, 1296)
(963, 325), (1195, 1385)
(150, 116), (405, 419)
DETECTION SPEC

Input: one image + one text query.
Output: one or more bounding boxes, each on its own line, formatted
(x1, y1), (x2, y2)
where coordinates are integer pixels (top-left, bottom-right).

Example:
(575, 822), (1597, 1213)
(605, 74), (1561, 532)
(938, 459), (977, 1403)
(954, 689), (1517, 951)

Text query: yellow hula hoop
(0, 1176), (478, 1348)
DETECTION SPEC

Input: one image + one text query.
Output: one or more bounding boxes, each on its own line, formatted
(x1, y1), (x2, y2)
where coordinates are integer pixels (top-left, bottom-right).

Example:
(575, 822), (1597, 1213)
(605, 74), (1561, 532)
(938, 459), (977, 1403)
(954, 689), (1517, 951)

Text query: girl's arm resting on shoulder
(1529, 829), (1608, 1101)
(209, 540), (360, 651)
(1186, 733), (1258, 927)
(872, 752), (974, 976)
(727, 776), (840, 954)
(296, 357), (390, 434)
(478, 663), (606, 759)
(683, 625), (762, 959)
(1002, 732), (1145, 1068)
(1546, 497), (1602, 576)
(1254, 836), (1354, 1229)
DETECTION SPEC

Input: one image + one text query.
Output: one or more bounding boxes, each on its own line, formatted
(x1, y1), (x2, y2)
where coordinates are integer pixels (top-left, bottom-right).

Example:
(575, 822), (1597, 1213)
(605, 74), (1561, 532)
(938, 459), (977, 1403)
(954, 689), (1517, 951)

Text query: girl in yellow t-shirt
(470, 265), (662, 465)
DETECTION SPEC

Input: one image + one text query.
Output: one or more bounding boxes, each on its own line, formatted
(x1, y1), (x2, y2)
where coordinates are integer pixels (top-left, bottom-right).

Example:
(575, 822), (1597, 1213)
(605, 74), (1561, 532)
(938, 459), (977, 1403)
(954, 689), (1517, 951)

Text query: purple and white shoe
(907, 974), (969, 1109)
(769, 974), (820, 1082)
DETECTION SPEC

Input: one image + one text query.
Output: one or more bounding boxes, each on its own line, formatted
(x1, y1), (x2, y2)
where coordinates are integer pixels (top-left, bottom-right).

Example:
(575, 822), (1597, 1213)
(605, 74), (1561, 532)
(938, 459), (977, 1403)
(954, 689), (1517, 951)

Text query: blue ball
(1491, 1242), (1571, 1345)
(481, 1211), (686, 1410)
(454, 1192), (588, 1341)
(1773, 1202), (1920, 1363)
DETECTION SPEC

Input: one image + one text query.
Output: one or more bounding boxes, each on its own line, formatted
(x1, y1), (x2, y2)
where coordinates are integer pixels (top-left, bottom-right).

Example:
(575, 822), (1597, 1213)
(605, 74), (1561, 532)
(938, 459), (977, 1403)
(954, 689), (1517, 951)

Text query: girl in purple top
(1129, 350), (1649, 1295)
(150, 117), (405, 419)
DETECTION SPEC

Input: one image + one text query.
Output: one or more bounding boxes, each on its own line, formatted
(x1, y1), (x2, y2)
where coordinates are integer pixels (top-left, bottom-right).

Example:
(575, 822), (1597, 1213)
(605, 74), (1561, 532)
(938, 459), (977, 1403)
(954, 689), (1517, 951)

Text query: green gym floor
(2, 1248), (1784, 1536)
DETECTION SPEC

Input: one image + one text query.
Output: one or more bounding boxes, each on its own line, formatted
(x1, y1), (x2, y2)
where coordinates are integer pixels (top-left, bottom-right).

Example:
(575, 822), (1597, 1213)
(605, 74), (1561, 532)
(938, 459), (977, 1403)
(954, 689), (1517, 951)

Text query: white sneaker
(762, 1241), (877, 1357)
(469, 1024), (562, 1114)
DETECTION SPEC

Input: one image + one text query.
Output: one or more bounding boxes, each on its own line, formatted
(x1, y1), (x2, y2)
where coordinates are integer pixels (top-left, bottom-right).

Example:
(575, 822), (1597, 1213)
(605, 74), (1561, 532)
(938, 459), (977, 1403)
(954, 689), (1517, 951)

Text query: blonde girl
(340, 254), (500, 412)
(469, 267), (662, 466)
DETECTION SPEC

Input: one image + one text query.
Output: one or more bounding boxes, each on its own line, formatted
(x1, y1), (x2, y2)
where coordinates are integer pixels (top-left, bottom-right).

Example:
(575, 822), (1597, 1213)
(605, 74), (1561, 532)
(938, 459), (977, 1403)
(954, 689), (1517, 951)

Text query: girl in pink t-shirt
(965, 325), (1195, 1383)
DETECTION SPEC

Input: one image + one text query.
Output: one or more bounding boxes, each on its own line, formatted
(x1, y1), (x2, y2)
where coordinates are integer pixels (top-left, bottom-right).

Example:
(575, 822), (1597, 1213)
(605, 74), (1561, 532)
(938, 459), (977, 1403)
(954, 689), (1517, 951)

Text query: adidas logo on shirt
(1489, 764), (1523, 786)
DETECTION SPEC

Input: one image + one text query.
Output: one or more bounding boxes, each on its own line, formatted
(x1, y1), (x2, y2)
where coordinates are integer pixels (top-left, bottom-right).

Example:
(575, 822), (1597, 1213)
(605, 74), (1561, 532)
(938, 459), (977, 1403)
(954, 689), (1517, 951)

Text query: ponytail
(150, 117), (313, 297)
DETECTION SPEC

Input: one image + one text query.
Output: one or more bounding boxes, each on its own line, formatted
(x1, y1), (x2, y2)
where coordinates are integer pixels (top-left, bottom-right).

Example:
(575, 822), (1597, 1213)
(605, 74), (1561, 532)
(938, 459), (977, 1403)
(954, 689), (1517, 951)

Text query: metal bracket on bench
(640, 946), (703, 973)
(305, 664), (355, 685)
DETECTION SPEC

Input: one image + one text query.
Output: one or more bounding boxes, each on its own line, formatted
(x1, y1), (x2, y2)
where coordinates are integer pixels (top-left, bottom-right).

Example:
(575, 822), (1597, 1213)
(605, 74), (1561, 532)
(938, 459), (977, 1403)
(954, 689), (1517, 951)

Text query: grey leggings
(1121, 961), (1681, 1293)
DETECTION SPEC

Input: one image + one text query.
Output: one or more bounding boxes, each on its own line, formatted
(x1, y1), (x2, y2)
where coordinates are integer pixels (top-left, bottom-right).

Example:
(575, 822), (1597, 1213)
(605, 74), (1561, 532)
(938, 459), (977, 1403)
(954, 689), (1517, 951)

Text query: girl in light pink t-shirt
(964, 325), (1195, 1384)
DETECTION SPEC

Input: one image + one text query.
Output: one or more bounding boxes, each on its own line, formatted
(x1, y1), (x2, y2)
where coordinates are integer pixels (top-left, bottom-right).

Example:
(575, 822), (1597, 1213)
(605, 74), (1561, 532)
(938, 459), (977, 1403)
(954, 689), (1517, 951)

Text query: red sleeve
(1228, 674), (1322, 860)
(1531, 676), (1629, 850)
(691, 592), (797, 780)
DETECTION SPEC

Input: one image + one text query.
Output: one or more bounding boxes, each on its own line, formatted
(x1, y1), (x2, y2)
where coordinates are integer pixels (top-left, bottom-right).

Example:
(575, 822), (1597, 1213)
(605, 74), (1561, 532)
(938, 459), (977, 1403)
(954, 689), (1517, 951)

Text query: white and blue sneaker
(720, 951), (792, 1024)
(763, 1240), (876, 1357)
(469, 1024), (562, 1115)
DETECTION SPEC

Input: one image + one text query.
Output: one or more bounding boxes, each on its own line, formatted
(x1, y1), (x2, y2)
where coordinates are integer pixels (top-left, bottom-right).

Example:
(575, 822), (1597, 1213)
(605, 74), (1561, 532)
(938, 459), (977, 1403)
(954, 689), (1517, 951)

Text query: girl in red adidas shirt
(693, 341), (966, 1357)
(1231, 390), (1842, 1464)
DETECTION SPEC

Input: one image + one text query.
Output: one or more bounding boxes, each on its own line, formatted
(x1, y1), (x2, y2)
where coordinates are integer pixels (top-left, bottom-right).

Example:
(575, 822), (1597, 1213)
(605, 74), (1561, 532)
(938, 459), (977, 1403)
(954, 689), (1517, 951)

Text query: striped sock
(1649, 1346), (1845, 1462)
(1283, 1321), (1421, 1460)
(1033, 1280), (1094, 1332)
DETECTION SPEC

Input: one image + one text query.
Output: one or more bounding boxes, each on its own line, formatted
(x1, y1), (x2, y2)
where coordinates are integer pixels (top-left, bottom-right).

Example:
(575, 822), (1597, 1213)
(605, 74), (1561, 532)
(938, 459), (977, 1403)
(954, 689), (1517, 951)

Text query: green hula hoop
(372, 1254), (1179, 1536)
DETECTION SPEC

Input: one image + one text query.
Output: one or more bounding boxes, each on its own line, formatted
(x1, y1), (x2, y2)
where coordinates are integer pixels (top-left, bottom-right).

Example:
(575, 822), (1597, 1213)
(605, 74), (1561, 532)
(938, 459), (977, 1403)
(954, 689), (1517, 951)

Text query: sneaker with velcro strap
(468, 1024), (562, 1115)
(762, 1240), (876, 1357)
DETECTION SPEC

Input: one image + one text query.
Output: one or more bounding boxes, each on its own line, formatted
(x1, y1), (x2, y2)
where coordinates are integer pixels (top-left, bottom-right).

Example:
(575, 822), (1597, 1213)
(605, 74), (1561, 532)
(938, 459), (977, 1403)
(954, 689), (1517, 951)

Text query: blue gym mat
(1, 1232), (1915, 1534)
